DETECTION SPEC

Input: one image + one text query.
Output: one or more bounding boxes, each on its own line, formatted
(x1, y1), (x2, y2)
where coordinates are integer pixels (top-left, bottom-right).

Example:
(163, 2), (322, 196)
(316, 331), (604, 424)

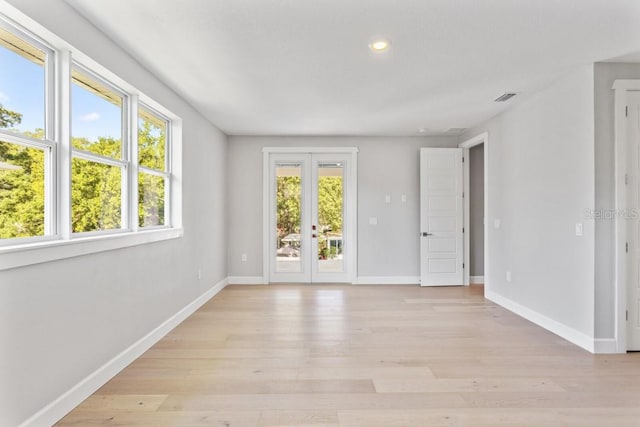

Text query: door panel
(270, 155), (311, 283)
(420, 148), (464, 286)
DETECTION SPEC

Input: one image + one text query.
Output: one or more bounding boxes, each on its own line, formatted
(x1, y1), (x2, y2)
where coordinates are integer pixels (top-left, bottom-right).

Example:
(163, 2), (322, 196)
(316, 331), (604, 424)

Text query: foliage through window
(138, 107), (168, 228)
(0, 23), (51, 241)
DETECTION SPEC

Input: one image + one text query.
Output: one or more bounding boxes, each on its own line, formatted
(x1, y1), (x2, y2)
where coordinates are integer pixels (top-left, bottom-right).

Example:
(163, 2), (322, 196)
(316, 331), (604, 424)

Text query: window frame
(0, 15), (56, 246)
(70, 62), (130, 236)
(137, 103), (171, 230)
(0, 7), (183, 270)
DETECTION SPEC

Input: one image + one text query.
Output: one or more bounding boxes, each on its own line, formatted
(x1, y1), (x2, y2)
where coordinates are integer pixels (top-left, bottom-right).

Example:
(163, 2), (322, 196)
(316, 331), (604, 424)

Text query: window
(0, 10), (181, 265)
(71, 68), (126, 233)
(0, 21), (53, 242)
(138, 106), (169, 228)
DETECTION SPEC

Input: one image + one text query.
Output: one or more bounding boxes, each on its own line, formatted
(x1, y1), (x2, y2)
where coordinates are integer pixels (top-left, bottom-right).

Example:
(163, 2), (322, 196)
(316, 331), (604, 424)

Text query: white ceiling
(65, 0), (640, 136)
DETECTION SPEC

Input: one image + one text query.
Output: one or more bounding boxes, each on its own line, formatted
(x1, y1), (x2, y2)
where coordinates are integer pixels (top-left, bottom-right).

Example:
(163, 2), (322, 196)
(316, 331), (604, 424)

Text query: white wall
(0, 1), (228, 426)
(593, 62), (640, 339)
(227, 136), (458, 281)
(461, 65), (596, 345)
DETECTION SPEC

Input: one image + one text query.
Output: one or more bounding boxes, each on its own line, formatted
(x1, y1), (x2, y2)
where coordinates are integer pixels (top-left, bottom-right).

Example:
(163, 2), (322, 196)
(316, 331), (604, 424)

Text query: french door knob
(422, 232), (433, 237)
(312, 234), (317, 238)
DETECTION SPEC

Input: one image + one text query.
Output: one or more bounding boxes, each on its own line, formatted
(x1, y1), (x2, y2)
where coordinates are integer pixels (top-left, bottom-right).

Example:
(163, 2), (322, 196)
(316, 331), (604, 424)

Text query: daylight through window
(0, 15), (178, 248)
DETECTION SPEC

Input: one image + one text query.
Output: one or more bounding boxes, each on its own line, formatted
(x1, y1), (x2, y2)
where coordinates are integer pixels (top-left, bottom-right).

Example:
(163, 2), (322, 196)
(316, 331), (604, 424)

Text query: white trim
(228, 276), (265, 285)
(458, 132), (489, 290)
(613, 80), (640, 90)
(613, 81), (640, 353)
(0, 228), (183, 270)
(594, 338), (619, 354)
(262, 147), (359, 154)
(486, 289), (595, 353)
(18, 277), (228, 427)
(356, 276), (420, 285)
(470, 275), (485, 284)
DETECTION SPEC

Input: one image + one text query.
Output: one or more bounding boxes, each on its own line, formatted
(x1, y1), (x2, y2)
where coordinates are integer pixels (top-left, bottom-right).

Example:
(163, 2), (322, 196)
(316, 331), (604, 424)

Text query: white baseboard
(485, 289), (595, 353)
(356, 276), (420, 285)
(594, 338), (620, 354)
(228, 276), (265, 285)
(470, 275), (485, 284)
(19, 278), (228, 427)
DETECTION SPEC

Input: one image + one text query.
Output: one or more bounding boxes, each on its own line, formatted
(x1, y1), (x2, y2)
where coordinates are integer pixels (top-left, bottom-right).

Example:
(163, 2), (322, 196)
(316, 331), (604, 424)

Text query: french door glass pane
(71, 157), (122, 233)
(317, 162), (344, 273)
(276, 163), (302, 273)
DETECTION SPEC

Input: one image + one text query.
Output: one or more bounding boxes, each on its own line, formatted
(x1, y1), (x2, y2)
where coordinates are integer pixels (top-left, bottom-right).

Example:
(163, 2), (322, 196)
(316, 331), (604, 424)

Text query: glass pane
(71, 157), (122, 233)
(71, 69), (122, 159)
(139, 172), (165, 227)
(317, 162), (344, 273)
(276, 163), (302, 273)
(138, 106), (167, 171)
(0, 140), (45, 238)
(0, 26), (46, 138)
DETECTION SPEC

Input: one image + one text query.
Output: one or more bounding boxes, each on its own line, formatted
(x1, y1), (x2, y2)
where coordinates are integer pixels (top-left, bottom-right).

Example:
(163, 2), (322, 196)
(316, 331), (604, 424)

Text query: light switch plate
(369, 217), (378, 225)
(575, 223), (583, 236)
(401, 194), (407, 203)
(494, 219), (501, 229)
(385, 195), (391, 204)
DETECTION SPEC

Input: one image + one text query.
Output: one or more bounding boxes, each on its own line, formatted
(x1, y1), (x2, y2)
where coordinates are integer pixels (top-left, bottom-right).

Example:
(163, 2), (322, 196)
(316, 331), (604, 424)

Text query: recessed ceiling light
(418, 128), (427, 133)
(369, 39), (391, 52)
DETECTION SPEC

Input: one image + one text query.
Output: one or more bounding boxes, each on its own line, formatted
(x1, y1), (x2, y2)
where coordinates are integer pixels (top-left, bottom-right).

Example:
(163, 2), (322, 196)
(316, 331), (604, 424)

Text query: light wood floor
(57, 284), (640, 427)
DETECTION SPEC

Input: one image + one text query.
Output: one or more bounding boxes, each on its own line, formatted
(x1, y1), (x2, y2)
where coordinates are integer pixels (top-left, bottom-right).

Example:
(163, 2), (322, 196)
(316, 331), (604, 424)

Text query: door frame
(262, 147), (358, 284)
(613, 80), (640, 353)
(459, 132), (489, 290)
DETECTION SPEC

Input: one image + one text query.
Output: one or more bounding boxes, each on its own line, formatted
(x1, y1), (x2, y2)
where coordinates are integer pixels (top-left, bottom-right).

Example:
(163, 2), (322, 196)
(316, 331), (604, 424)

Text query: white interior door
(420, 148), (464, 286)
(627, 90), (640, 350)
(267, 151), (355, 283)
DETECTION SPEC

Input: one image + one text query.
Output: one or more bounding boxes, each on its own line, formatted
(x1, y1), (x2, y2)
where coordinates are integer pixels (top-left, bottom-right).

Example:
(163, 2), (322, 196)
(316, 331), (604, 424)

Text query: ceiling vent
(494, 93), (517, 102)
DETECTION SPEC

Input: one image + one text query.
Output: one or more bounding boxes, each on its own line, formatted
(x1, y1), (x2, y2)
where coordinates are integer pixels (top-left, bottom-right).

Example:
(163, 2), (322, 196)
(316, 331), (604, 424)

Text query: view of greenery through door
(276, 173), (343, 261)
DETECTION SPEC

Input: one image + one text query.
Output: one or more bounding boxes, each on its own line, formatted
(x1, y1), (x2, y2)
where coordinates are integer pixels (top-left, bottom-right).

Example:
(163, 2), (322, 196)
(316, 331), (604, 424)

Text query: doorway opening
(468, 144), (485, 285)
(459, 132), (489, 292)
(262, 148), (357, 284)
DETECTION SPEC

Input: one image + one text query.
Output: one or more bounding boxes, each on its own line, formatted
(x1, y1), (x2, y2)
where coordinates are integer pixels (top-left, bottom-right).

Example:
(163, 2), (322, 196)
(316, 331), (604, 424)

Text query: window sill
(0, 228), (183, 271)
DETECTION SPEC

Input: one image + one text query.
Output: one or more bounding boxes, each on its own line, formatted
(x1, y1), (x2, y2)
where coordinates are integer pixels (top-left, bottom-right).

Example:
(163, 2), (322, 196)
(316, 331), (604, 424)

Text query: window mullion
(56, 49), (72, 240)
(71, 149), (127, 168)
(129, 94), (139, 232)
(138, 166), (169, 178)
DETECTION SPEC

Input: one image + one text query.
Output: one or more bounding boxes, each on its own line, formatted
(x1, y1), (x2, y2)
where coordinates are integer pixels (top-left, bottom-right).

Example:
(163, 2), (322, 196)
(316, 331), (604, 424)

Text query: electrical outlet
(506, 271), (512, 282)
(401, 194), (407, 203)
(197, 269), (202, 280)
(241, 253), (248, 262)
(385, 195), (391, 204)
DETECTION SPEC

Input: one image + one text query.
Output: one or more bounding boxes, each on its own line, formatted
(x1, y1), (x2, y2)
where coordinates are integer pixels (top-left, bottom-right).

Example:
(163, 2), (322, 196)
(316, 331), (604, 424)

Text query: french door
(264, 149), (357, 283)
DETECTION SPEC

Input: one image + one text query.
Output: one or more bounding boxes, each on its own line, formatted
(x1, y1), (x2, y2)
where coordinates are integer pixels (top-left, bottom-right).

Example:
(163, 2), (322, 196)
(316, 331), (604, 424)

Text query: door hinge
(626, 310), (629, 321)
(463, 263), (465, 269)
(462, 227), (465, 233)
(626, 242), (629, 253)
(462, 192), (464, 198)
(625, 173), (629, 185)
(626, 106), (629, 117)
(462, 156), (465, 163)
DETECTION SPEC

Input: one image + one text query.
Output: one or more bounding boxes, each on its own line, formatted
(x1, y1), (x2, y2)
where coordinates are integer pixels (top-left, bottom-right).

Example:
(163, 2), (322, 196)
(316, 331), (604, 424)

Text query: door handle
(312, 234), (317, 238)
(421, 232), (433, 237)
